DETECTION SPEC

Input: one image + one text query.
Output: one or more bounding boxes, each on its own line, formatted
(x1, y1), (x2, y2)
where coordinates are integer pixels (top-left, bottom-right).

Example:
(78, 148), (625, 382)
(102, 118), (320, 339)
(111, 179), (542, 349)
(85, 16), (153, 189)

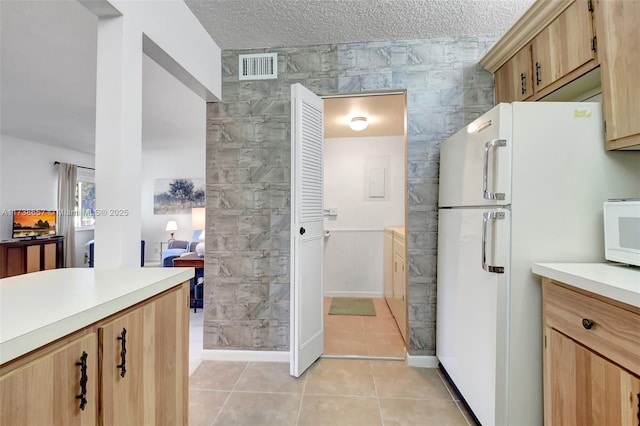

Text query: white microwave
(603, 199), (640, 266)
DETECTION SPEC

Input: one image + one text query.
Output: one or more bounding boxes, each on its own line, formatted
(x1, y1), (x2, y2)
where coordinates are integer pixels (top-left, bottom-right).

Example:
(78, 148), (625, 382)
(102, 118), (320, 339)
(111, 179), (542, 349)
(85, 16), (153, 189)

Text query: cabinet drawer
(544, 281), (640, 374)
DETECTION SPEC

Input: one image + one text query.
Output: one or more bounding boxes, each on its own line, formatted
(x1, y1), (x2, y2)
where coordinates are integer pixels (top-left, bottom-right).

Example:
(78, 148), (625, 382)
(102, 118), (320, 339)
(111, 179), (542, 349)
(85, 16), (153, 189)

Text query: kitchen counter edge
(532, 262), (640, 308)
(0, 267), (194, 365)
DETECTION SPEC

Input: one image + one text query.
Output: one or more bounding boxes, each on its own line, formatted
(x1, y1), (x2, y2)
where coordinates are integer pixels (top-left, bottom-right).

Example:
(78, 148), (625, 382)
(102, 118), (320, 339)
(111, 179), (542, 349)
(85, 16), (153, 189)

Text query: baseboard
(189, 358), (203, 376)
(406, 354), (439, 368)
(323, 291), (384, 298)
(201, 349), (289, 363)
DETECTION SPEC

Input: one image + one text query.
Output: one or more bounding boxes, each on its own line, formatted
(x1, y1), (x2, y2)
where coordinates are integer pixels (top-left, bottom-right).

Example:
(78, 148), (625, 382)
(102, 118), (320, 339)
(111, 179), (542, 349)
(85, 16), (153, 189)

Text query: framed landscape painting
(154, 178), (205, 214)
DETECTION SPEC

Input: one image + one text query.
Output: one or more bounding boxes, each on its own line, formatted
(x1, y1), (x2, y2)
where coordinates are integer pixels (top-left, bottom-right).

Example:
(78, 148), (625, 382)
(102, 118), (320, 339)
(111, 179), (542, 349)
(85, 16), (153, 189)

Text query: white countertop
(0, 267), (194, 365)
(532, 263), (640, 308)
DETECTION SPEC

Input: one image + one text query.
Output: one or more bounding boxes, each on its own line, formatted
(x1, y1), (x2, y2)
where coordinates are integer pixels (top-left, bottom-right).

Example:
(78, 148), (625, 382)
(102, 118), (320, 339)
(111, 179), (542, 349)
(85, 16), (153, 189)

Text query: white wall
(324, 135), (405, 229)
(0, 135), (95, 241)
(86, 0), (220, 267)
(323, 135), (405, 297)
(141, 146), (205, 263)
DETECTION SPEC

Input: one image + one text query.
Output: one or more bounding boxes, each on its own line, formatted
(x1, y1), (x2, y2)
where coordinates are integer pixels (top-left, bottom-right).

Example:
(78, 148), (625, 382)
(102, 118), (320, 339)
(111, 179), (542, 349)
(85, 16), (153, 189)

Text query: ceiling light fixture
(349, 116), (368, 131)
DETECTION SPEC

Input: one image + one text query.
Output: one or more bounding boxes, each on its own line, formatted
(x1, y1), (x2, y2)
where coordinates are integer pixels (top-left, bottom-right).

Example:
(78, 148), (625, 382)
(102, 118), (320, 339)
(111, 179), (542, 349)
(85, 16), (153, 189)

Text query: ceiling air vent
(239, 53), (278, 80)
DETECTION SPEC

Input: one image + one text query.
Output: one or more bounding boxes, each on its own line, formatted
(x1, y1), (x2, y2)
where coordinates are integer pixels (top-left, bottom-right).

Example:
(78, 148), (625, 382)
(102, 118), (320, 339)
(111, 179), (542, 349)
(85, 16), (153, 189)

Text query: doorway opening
(321, 90), (408, 360)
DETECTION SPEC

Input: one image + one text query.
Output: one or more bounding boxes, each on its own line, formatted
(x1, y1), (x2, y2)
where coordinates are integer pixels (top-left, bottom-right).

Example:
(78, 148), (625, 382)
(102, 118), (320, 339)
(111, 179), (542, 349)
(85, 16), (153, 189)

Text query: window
(75, 168), (95, 228)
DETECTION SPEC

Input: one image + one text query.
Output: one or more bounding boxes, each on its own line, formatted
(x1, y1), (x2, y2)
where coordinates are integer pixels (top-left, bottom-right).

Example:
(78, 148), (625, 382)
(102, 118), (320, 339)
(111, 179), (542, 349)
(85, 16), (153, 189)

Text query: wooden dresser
(0, 237), (64, 278)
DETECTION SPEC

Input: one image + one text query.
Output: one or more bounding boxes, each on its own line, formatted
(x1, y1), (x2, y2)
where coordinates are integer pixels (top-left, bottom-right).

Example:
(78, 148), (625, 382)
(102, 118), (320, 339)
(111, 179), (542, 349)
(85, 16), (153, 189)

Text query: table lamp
(191, 208), (205, 257)
(165, 220), (178, 240)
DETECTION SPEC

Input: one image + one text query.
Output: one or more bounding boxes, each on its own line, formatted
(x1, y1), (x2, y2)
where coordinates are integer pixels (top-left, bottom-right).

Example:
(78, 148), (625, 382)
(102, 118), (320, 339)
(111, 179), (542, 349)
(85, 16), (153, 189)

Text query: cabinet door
(0, 333), (98, 426)
(595, 0), (640, 149)
(99, 306), (146, 425)
(100, 285), (189, 425)
(545, 328), (640, 425)
(383, 230), (393, 302)
(26, 245), (41, 273)
(532, 1), (595, 92)
(494, 45), (533, 103)
(43, 242), (57, 270)
(392, 251), (407, 343)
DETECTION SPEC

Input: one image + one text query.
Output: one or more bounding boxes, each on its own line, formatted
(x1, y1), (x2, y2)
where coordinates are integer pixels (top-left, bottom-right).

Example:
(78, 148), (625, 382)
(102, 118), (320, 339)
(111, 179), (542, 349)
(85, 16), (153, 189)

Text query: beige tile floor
(189, 358), (477, 426)
(324, 297), (406, 358)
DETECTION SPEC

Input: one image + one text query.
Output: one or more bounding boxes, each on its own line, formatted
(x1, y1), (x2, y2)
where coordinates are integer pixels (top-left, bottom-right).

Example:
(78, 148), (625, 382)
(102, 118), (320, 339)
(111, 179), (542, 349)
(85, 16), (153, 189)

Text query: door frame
(290, 88), (409, 360)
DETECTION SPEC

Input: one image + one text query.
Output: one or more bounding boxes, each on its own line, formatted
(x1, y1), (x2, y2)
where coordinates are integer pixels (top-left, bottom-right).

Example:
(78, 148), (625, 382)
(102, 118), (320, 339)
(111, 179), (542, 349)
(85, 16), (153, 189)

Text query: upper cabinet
(594, 0), (640, 150)
(482, 0), (640, 150)
(494, 45), (533, 103)
(531, 0), (596, 92)
(492, 1), (596, 103)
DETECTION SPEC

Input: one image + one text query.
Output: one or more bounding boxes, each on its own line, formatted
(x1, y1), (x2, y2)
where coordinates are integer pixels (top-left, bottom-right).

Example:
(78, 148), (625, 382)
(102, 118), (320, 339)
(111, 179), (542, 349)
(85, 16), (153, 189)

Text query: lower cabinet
(542, 278), (640, 425)
(383, 228), (407, 344)
(0, 282), (189, 426)
(100, 285), (188, 425)
(546, 328), (640, 425)
(0, 333), (98, 425)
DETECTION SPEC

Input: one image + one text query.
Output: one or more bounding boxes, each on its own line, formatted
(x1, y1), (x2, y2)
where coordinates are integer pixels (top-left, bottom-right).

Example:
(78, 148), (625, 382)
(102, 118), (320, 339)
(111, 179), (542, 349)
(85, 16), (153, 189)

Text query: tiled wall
(205, 37), (497, 355)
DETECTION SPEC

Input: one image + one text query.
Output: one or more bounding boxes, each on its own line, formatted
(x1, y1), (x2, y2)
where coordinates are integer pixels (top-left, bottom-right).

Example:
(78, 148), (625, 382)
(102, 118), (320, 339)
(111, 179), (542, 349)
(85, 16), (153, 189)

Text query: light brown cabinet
(493, 0), (596, 104)
(542, 278), (640, 425)
(484, 0), (640, 150)
(383, 228), (407, 344)
(531, 0), (596, 93)
(594, 0), (640, 150)
(0, 283), (189, 426)
(100, 285), (189, 425)
(494, 45), (533, 103)
(0, 333), (98, 426)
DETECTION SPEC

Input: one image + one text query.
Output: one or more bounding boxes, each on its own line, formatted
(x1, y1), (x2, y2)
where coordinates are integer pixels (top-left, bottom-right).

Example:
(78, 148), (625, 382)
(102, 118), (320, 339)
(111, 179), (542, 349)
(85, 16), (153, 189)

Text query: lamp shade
(349, 116), (368, 131)
(165, 220), (178, 232)
(192, 208), (206, 257)
(191, 208), (205, 230)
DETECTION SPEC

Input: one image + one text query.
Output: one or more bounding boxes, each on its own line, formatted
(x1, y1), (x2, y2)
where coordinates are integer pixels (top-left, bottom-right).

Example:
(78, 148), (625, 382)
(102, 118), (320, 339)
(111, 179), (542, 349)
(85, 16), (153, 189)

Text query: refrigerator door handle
(482, 211), (505, 273)
(483, 139), (507, 200)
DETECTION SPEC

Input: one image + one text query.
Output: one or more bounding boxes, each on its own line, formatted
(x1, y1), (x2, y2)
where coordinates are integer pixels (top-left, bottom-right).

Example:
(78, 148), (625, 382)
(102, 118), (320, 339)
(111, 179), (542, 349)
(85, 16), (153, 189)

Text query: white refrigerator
(436, 102), (640, 426)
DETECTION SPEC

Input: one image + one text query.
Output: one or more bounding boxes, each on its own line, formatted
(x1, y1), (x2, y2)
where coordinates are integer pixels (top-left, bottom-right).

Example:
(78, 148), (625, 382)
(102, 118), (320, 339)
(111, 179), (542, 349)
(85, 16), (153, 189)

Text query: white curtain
(57, 162), (77, 267)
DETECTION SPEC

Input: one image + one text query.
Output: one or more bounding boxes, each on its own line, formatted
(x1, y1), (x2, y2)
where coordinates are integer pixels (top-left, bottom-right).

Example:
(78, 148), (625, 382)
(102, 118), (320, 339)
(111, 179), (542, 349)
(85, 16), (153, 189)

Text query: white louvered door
(290, 83), (324, 377)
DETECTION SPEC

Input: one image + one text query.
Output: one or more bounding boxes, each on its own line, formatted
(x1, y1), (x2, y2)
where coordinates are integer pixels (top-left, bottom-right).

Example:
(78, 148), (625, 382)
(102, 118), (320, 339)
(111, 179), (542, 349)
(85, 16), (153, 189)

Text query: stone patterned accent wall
(205, 37), (496, 354)
(338, 38), (497, 354)
(205, 45), (339, 351)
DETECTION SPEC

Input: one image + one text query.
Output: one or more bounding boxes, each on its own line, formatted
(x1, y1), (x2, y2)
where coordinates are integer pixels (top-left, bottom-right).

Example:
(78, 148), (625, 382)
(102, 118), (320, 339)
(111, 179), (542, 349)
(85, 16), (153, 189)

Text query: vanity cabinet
(0, 282), (189, 426)
(383, 228), (407, 344)
(542, 278), (640, 424)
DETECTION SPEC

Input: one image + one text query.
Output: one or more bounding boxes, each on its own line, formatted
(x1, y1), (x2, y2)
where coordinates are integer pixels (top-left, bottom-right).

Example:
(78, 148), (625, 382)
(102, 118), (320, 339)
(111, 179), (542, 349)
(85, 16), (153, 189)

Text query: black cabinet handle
(582, 318), (594, 330)
(535, 62), (541, 86)
(636, 392), (639, 425)
(299, 227), (306, 235)
(75, 351), (88, 411)
(520, 73), (526, 95)
(117, 328), (127, 378)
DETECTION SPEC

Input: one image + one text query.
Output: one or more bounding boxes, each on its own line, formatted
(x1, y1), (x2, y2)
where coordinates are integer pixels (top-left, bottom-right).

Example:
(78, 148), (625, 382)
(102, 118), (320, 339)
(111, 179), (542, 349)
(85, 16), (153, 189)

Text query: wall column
(93, 13), (143, 267)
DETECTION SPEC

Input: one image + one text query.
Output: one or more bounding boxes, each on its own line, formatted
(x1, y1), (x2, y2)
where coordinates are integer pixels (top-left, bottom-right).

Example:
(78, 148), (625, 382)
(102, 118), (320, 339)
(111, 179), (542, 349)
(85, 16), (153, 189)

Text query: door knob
(299, 227), (306, 235)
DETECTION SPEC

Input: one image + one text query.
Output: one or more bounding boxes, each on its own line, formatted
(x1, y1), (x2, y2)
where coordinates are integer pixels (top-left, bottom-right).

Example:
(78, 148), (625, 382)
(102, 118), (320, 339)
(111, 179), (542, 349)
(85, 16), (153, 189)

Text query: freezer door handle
(482, 211), (505, 274)
(483, 139), (507, 200)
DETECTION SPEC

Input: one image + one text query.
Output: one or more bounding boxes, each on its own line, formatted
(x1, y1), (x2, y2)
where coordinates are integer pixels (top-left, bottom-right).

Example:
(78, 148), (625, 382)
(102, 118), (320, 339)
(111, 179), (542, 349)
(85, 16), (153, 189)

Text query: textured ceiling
(185, 0), (536, 50)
